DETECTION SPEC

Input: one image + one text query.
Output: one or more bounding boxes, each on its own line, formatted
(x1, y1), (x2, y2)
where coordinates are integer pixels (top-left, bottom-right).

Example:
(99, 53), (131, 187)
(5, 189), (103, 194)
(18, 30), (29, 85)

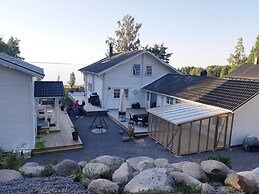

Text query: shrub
(137, 190), (169, 194)
(208, 155), (232, 168)
(175, 184), (202, 194)
(2, 153), (25, 170)
(40, 165), (54, 177)
(99, 171), (113, 181)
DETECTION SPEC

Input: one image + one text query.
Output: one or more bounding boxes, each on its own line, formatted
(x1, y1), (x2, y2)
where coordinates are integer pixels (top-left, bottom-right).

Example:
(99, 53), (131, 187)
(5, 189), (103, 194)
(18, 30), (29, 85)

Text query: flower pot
(72, 131), (79, 140)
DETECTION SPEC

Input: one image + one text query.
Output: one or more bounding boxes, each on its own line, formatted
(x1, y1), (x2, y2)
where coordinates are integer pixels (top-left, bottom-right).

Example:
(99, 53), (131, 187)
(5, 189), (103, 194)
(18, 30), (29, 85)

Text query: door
(150, 93), (157, 108)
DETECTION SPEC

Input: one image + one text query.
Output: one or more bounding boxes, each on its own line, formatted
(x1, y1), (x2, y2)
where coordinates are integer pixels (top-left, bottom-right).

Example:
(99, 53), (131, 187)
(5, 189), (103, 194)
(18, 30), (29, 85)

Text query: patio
(34, 108), (83, 153)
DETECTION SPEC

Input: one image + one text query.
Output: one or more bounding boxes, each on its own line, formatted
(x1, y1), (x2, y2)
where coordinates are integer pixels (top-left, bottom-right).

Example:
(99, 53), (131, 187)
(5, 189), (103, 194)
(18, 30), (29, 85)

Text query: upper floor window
(133, 64), (141, 75)
(166, 97), (174, 105)
(88, 82), (93, 92)
(114, 89), (129, 99)
(146, 66), (152, 75)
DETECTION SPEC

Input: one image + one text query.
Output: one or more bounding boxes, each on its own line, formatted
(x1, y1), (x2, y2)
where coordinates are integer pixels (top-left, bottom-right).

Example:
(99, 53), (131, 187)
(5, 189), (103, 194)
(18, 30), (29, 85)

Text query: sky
(1, 0), (259, 85)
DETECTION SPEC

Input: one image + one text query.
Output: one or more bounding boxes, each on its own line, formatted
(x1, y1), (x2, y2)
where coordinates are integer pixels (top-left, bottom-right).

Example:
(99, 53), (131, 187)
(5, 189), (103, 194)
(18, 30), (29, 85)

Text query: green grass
(175, 184), (202, 194)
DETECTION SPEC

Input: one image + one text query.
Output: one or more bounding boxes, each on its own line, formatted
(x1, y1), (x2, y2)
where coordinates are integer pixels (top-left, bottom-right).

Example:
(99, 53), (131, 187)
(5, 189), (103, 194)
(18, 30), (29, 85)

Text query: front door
(150, 93), (157, 108)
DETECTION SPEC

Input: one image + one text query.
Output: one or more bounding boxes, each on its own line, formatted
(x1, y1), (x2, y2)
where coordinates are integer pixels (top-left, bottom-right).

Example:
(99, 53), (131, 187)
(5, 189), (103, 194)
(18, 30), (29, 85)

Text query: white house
(79, 50), (180, 109)
(0, 53), (44, 152)
(143, 74), (259, 155)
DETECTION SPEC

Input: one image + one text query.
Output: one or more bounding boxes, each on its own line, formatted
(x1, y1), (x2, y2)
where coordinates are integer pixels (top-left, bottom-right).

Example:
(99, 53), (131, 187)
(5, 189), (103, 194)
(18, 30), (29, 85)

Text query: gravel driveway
(29, 114), (259, 171)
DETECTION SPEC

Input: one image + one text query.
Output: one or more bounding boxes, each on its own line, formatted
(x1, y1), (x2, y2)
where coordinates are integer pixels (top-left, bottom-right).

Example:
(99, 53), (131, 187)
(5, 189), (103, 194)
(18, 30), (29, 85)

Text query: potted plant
(71, 125), (79, 140)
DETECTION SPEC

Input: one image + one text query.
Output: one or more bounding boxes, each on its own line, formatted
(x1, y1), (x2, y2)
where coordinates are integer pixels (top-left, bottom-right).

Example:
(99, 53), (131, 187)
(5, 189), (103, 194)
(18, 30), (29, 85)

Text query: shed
(147, 102), (233, 155)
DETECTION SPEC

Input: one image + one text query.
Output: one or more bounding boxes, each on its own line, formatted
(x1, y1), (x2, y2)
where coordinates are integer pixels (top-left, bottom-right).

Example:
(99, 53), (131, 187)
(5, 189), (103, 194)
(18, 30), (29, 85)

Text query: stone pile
(1, 155), (259, 193)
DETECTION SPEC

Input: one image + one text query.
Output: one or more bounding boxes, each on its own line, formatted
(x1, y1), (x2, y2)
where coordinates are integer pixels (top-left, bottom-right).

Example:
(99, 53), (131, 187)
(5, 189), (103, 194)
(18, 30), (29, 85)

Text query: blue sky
(1, 0), (259, 84)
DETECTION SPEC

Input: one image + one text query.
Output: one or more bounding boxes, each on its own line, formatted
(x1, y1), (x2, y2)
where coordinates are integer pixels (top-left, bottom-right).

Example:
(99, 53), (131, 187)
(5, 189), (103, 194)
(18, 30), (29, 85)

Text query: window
(147, 92), (150, 101)
(133, 64), (141, 75)
(146, 66), (152, 75)
(166, 97), (174, 105)
(114, 89), (129, 99)
(88, 82), (93, 92)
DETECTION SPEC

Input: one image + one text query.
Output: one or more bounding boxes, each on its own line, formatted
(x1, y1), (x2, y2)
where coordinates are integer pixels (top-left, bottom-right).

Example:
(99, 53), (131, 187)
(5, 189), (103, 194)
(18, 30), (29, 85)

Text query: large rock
(182, 162), (208, 182)
(136, 160), (155, 172)
(19, 162), (44, 176)
(126, 156), (154, 170)
(237, 171), (259, 186)
(82, 162), (111, 179)
(0, 169), (23, 182)
(200, 183), (215, 193)
(252, 167), (259, 175)
(154, 158), (170, 168)
(170, 172), (201, 186)
(88, 179), (119, 194)
(112, 162), (134, 187)
(78, 161), (88, 169)
(53, 159), (81, 176)
(225, 173), (259, 193)
(201, 160), (233, 182)
(170, 161), (189, 171)
(124, 168), (174, 193)
(90, 155), (125, 172)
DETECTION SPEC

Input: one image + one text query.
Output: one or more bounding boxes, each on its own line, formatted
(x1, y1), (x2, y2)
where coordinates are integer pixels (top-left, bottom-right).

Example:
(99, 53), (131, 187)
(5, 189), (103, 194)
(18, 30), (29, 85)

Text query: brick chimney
(109, 43), (113, 57)
(255, 56), (259, 64)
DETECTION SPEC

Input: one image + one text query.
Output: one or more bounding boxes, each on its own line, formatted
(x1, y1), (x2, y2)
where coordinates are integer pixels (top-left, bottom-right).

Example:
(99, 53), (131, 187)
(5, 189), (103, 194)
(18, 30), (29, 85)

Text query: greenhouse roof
(146, 102), (232, 125)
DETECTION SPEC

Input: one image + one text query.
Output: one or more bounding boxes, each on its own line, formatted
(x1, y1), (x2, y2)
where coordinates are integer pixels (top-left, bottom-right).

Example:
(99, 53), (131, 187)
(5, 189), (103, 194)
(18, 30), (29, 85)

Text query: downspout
(141, 54), (144, 86)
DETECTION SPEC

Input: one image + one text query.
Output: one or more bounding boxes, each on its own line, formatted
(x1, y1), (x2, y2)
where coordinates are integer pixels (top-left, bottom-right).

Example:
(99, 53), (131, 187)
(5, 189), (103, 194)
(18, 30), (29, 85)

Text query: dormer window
(146, 66), (152, 75)
(133, 64), (141, 75)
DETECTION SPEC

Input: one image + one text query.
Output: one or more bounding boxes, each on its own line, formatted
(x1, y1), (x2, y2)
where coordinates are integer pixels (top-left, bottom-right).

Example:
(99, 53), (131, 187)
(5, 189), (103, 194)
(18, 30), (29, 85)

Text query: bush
(40, 165), (54, 177)
(2, 153), (25, 170)
(175, 184), (202, 194)
(208, 155), (232, 168)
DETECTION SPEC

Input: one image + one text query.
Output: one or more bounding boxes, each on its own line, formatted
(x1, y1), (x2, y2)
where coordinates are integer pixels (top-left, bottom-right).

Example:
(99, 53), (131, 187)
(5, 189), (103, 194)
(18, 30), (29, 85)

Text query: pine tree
(227, 37), (247, 73)
(247, 35), (259, 63)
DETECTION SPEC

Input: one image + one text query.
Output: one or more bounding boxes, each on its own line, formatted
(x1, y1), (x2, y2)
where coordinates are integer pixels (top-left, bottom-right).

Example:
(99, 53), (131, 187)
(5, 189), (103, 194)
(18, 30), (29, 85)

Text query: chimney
(109, 43), (113, 57)
(254, 56), (259, 64)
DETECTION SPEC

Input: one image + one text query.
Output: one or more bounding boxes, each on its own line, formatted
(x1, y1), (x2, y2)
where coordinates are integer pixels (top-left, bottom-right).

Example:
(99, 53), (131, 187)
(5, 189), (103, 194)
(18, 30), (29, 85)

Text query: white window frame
(166, 97), (174, 105)
(133, 64), (141, 75)
(88, 82), (93, 92)
(145, 65), (152, 75)
(114, 89), (129, 99)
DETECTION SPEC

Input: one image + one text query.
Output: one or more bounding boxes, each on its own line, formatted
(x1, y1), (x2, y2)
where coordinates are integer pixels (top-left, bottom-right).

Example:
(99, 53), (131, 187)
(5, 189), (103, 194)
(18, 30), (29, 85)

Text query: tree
(247, 35), (259, 63)
(227, 37), (247, 73)
(68, 72), (76, 89)
(220, 65), (231, 78)
(0, 35), (23, 59)
(145, 43), (172, 63)
(106, 15), (142, 53)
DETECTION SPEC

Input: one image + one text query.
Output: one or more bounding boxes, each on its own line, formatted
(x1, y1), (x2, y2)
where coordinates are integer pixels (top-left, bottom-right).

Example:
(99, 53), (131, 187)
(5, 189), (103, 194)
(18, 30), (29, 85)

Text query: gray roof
(79, 50), (179, 74)
(143, 74), (259, 111)
(225, 63), (259, 80)
(34, 81), (64, 98)
(0, 53), (44, 77)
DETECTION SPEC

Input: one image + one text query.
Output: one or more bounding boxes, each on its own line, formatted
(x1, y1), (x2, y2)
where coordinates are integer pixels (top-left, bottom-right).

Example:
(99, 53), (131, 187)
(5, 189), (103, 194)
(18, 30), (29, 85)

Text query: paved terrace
(29, 113), (259, 172)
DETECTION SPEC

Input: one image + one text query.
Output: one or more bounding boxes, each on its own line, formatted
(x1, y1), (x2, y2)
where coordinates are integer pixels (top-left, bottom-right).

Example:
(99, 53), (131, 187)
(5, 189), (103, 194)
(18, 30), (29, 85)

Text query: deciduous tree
(68, 72), (76, 89)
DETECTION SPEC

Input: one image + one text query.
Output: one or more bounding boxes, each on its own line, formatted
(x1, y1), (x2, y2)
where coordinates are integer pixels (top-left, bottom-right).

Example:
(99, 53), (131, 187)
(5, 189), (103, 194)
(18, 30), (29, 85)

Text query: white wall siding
(102, 54), (173, 109)
(231, 94), (259, 146)
(0, 65), (35, 151)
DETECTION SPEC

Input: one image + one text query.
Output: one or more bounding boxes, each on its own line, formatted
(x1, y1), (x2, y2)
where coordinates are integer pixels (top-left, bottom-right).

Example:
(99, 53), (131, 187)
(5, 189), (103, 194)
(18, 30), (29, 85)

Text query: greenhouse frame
(147, 103), (233, 155)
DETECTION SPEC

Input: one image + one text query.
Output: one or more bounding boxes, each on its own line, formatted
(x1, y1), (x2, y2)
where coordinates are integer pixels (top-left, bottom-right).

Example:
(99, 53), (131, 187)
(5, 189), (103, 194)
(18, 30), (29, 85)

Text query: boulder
(237, 171), (259, 186)
(201, 160), (233, 182)
(88, 179), (119, 194)
(78, 161), (88, 169)
(170, 172), (201, 186)
(90, 155), (125, 172)
(200, 183), (215, 193)
(225, 173), (259, 193)
(154, 158), (170, 168)
(19, 162), (44, 176)
(182, 162), (208, 182)
(53, 159), (81, 176)
(82, 162), (111, 179)
(252, 167), (259, 175)
(81, 177), (92, 187)
(170, 161), (189, 171)
(124, 168), (174, 193)
(0, 169), (23, 182)
(126, 156), (154, 170)
(136, 160), (155, 172)
(112, 162), (134, 187)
